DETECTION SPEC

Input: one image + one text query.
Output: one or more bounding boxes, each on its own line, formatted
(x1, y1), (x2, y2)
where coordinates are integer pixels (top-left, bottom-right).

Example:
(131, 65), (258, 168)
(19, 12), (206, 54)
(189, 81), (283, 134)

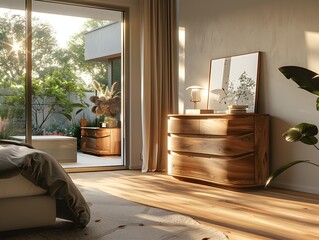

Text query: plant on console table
(266, 66), (319, 187)
(89, 80), (121, 128)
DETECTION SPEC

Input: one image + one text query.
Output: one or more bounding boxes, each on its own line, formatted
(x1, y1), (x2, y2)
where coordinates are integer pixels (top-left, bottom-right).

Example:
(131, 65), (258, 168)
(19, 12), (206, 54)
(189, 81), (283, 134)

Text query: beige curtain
(141, 0), (178, 172)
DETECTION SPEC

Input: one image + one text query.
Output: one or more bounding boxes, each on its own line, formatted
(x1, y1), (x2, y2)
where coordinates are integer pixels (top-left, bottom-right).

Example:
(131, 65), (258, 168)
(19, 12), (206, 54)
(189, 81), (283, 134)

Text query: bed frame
(0, 175), (56, 232)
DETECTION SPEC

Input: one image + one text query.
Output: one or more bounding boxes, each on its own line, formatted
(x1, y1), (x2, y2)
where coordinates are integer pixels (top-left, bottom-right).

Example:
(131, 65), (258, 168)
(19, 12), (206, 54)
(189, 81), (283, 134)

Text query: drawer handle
(98, 135), (110, 138)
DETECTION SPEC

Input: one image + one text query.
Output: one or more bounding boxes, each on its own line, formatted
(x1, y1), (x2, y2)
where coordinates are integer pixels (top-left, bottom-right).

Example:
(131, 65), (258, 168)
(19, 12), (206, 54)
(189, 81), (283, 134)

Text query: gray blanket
(0, 140), (90, 228)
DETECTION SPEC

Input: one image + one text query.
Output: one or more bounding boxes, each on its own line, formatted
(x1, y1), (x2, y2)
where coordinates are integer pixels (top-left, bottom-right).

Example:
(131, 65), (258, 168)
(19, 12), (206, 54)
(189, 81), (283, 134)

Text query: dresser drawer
(168, 133), (254, 157)
(167, 114), (269, 187)
(80, 127), (121, 155)
(169, 116), (254, 135)
(81, 136), (111, 151)
(168, 118), (200, 134)
(200, 117), (254, 135)
(81, 128), (111, 138)
(168, 153), (255, 186)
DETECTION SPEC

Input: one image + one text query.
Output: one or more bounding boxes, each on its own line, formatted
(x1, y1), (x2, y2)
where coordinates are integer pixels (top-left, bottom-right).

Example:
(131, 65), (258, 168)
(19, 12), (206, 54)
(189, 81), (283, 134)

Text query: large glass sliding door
(32, 1), (125, 171)
(0, 0), (125, 171)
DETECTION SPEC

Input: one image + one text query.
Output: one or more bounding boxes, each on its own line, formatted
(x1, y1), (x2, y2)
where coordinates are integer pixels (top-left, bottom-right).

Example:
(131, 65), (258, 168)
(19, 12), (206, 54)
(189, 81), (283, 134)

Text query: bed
(0, 140), (90, 232)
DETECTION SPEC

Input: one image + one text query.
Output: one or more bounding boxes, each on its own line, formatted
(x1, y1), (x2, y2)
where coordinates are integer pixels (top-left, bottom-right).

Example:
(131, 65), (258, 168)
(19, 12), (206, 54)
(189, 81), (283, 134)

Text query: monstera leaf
(279, 66), (319, 95)
(265, 160), (319, 187)
(282, 123), (318, 145)
(265, 67), (319, 188)
(279, 66), (319, 110)
(266, 122), (319, 187)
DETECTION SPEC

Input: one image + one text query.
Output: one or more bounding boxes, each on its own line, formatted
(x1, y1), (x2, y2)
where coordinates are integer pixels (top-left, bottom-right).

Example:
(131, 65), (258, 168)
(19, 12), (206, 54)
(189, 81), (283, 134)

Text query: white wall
(179, 0), (319, 194)
(85, 22), (121, 60)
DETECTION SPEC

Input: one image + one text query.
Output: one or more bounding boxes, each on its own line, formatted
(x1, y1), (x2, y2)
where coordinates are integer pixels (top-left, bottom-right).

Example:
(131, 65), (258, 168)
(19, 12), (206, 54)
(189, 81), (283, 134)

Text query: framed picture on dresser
(207, 52), (261, 113)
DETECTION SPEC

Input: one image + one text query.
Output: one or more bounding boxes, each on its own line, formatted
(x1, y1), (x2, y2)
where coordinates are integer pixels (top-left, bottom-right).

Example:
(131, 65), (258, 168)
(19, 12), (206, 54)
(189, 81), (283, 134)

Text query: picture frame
(207, 52), (260, 113)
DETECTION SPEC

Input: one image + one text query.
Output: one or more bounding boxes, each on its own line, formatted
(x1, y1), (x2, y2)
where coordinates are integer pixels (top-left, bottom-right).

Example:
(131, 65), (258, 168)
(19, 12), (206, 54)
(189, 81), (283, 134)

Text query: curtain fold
(141, 0), (178, 172)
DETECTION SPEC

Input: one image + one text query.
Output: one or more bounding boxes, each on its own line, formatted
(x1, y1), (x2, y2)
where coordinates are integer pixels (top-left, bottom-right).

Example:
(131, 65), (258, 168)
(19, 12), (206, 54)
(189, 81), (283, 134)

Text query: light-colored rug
(1, 184), (228, 240)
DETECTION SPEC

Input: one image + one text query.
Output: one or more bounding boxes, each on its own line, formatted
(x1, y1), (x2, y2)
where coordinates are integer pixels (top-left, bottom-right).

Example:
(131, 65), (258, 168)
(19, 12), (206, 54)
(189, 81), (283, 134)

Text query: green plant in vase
(266, 66), (319, 187)
(89, 80), (121, 128)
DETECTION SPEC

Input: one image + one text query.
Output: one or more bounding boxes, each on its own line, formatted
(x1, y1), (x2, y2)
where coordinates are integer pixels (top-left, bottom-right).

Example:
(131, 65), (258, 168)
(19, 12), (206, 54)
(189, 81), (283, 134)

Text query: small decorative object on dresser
(227, 104), (248, 114)
(167, 113), (269, 187)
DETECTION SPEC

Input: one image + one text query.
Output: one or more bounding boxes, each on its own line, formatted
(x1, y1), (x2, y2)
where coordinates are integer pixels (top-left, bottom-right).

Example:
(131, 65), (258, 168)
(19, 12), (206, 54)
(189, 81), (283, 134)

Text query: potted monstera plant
(266, 66), (319, 187)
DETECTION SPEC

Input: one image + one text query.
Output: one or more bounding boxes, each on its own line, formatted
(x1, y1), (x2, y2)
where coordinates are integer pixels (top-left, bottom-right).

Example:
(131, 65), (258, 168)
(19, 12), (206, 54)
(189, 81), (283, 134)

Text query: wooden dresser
(167, 114), (269, 187)
(81, 127), (121, 155)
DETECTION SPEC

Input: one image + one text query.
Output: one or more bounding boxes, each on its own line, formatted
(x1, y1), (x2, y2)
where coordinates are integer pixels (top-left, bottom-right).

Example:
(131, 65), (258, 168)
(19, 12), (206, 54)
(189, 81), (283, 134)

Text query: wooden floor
(70, 170), (319, 240)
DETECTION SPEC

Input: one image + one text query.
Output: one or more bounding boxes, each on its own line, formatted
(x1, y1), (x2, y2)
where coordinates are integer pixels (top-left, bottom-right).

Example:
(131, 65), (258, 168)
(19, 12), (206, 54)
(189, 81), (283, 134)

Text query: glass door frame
(25, 0), (32, 144)
(25, 0), (130, 171)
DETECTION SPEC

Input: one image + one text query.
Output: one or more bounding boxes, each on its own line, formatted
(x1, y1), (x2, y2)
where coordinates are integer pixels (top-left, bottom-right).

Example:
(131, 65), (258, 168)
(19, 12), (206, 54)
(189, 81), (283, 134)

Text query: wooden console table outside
(167, 113), (269, 187)
(80, 127), (121, 156)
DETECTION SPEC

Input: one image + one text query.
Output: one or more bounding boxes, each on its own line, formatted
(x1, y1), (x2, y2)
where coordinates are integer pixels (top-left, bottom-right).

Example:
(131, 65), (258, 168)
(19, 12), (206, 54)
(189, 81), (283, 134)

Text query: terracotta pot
(80, 118), (88, 127)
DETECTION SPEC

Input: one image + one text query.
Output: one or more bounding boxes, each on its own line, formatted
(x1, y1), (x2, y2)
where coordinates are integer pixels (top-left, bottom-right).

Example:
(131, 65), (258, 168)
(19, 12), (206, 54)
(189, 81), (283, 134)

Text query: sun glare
(12, 41), (20, 53)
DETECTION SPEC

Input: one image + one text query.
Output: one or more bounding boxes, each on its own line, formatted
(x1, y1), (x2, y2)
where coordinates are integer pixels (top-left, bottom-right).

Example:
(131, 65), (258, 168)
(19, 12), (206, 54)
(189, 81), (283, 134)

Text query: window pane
(0, 0), (26, 139)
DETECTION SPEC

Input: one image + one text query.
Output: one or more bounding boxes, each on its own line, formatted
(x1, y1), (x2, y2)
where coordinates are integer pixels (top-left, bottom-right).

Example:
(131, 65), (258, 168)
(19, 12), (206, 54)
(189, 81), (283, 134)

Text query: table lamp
(186, 85), (203, 109)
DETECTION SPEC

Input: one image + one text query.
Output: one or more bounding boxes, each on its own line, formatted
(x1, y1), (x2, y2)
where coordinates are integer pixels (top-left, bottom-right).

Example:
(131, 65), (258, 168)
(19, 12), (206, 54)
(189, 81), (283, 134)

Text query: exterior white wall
(85, 22), (121, 60)
(34, 1), (122, 22)
(179, 0), (319, 194)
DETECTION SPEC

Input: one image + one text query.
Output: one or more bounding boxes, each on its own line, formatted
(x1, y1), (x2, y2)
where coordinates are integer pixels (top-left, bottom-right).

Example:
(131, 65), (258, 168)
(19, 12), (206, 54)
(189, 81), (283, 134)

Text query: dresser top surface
(168, 113), (269, 118)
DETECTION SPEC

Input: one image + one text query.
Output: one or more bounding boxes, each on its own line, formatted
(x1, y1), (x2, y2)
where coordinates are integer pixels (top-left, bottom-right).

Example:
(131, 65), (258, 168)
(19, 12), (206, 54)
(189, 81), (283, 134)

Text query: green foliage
(32, 66), (87, 128)
(0, 13), (59, 82)
(282, 123), (318, 145)
(0, 12), (112, 134)
(265, 160), (319, 187)
(67, 19), (112, 87)
(0, 13), (26, 83)
(265, 66), (319, 187)
(279, 66), (319, 96)
(279, 66), (319, 111)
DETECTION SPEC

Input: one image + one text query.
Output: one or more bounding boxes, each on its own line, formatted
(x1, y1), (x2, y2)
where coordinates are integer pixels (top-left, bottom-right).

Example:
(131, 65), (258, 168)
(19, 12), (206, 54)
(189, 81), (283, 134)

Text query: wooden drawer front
(168, 134), (254, 157)
(81, 129), (111, 138)
(168, 153), (255, 186)
(200, 117), (254, 135)
(168, 118), (200, 134)
(169, 116), (254, 135)
(81, 137), (110, 151)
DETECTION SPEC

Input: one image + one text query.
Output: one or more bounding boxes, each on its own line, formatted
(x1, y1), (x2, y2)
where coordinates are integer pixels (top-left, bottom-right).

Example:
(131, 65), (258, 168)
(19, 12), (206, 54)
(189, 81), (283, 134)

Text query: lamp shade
(186, 85), (203, 105)
(185, 86), (203, 91)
